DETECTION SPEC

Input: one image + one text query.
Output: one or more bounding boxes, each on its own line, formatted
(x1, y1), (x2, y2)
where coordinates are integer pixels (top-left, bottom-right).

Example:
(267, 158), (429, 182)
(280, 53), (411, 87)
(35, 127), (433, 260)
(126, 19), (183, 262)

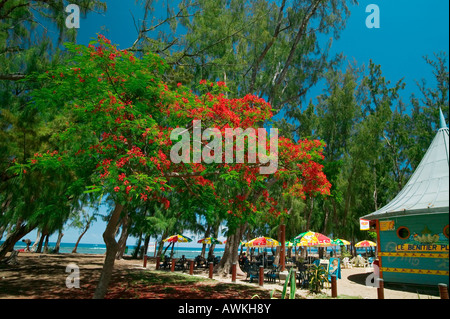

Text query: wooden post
(331, 275), (337, 298)
(143, 255), (148, 268)
(155, 256), (160, 270)
(438, 283), (449, 299)
(209, 262), (214, 279)
(171, 259), (176, 272)
(259, 265), (264, 286)
(377, 278), (384, 299)
(280, 224), (286, 271)
(189, 260), (194, 275)
(232, 262), (237, 283)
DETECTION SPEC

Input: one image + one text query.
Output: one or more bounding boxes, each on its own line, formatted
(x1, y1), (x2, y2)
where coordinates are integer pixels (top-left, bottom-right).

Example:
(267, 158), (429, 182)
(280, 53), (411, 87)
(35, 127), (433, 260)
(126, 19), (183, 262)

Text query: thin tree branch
(0, 74), (26, 81)
(271, 0), (323, 100)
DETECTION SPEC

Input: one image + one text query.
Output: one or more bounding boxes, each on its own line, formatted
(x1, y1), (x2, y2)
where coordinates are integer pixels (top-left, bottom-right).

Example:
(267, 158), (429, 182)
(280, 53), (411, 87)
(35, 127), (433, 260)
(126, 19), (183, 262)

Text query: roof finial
(440, 108), (447, 129)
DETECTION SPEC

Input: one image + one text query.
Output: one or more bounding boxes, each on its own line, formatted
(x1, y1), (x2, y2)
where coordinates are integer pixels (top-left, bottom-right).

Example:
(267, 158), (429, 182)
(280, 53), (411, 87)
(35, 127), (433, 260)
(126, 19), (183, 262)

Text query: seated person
(239, 253), (248, 266)
(194, 255), (206, 267)
(207, 254), (215, 263)
(267, 254), (274, 265)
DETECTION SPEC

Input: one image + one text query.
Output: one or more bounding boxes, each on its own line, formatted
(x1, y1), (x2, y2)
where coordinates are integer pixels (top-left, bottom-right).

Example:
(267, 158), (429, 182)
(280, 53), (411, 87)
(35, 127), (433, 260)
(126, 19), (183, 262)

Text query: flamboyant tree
(16, 35), (331, 298)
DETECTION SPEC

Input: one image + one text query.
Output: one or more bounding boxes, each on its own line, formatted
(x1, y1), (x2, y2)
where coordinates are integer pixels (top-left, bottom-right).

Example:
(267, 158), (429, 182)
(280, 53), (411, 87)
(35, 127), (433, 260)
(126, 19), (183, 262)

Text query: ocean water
(8, 241), (109, 255)
(5, 241), (371, 259)
(6, 241), (227, 259)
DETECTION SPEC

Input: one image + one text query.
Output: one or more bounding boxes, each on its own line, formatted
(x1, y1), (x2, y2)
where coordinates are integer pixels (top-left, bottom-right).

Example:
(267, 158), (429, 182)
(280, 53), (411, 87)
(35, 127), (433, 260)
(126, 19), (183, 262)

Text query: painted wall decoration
(380, 220), (395, 231)
(379, 216), (449, 286)
(328, 257), (341, 280)
(395, 225), (449, 252)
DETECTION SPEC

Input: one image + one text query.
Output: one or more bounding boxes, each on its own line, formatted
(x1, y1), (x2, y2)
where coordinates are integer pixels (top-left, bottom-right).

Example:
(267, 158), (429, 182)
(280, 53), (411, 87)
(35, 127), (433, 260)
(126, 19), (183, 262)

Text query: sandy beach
(0, 252), (441, 299)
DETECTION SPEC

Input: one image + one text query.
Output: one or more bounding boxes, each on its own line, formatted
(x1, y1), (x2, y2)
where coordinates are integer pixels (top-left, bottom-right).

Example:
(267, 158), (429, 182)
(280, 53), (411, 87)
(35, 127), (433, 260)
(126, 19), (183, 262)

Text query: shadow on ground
(0, 254), (273, 299)
(347, 271), (441, 297)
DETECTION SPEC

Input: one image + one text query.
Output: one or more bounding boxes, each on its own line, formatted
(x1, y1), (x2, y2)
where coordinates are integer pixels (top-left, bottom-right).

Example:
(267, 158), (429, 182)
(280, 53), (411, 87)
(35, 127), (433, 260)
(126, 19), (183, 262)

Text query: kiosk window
(397, 226), (410, 240)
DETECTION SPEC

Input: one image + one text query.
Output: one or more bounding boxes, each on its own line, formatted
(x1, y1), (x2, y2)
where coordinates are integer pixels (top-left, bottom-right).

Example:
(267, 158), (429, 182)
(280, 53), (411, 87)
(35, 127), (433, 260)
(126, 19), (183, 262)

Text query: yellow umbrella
(162, 234), (192, 258)
(163, 234), (192, 243)
(285, 241), (296, 247)
(331, 238), (351, 246)
(355, 240), (376, 247)
(244, 236), (280, 247)
(330, 238), (351, 256)
(294, 231), (332, 246)
(355, 240), (377, 258)
(197, 237), (223, 245)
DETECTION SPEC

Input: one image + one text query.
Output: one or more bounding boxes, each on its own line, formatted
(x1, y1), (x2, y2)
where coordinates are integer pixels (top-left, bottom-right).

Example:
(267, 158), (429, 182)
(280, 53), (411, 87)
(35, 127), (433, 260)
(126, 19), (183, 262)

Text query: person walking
(22, 239), (32, 251)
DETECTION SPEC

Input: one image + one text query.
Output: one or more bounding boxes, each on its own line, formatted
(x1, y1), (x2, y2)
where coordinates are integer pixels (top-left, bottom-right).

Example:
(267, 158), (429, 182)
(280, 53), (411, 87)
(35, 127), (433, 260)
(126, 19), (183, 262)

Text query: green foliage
(0, 0), (107, 254)
(308, 265), (329, 294)
(269, 267), (297, 299)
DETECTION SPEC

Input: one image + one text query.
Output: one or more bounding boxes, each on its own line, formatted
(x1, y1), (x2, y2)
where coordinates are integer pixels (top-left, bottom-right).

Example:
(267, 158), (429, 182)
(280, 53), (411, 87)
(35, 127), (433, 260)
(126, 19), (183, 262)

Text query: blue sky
(34, 0), (449, 246)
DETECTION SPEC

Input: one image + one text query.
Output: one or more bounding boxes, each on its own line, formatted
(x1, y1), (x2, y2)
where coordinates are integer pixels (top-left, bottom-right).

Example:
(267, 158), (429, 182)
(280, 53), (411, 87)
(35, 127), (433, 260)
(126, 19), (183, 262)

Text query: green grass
(127, 270), (213, 285)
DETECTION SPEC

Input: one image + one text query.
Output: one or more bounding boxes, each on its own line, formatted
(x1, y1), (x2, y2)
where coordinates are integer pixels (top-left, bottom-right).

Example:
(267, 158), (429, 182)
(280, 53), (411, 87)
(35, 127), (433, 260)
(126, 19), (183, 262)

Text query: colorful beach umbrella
(162, 234), (193, 258)
(355, 240), (376, 247)
(331, 238), (351, 246)
(294, 231), (332, 246)
(286, 241), (296, 247)
(197, 237), (223, 245)
(244, 237), (280, 247)
(163, 234), (193, 243)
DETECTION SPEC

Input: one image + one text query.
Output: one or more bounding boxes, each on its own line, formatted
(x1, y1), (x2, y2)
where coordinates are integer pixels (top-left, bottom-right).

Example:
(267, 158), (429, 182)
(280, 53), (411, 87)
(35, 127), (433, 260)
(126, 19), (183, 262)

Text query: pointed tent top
(439, 108), (448, 129)
(361, 114), (449, 220)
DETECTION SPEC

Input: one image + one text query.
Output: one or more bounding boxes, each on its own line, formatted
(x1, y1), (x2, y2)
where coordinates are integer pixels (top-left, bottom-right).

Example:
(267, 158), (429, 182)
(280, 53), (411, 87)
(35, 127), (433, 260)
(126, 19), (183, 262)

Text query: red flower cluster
(31, 34), (331, 225)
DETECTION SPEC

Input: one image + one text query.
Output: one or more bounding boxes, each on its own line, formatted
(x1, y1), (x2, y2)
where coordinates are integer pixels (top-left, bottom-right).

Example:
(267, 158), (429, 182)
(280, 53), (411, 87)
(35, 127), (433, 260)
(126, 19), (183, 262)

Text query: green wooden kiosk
(361, 109), (449, 287)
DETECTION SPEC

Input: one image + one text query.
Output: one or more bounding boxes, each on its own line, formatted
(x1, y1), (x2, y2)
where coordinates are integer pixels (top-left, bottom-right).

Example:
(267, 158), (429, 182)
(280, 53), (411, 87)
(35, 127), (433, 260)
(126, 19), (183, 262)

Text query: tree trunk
(274, 225), (282, 265)
(72, 223), (90, 253)
(31, 230), (41, 252)
(43, 234), (49, 253)
(201, 225), (211, 258)
(36, 235), (44, 253)
(0, 224), (34, 260)
(36, 229), (48, 253)
(207, 224), (219, 259)
(54, 231), (64, 253)
(322, 205), (330, 235)
(93, 203), (124, 299)
(305, 197), (314, 230)
(217, 224), (246, 277)
(143, 234), (150, 258)
(157, 229), (169, 257)
(116, 212), (129, 260)
(132, 232), (142, 259)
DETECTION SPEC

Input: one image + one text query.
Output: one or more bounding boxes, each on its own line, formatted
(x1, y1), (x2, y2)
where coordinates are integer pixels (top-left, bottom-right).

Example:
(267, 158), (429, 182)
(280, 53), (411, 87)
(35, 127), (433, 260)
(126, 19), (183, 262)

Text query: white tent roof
(362, 110), (449, 220)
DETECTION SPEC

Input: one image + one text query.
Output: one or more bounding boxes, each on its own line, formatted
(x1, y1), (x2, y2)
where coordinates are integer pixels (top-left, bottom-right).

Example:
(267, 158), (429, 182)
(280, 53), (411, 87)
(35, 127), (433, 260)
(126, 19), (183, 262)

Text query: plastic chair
(365, 257), (374, 268)
(175, 257), (187, 271)
(297, 267), (310, 289)
(265, 265), (281, 283)
(342, 257), (352, 269)
(159, 255), (170, 269)
(246, 265), (259, 283)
